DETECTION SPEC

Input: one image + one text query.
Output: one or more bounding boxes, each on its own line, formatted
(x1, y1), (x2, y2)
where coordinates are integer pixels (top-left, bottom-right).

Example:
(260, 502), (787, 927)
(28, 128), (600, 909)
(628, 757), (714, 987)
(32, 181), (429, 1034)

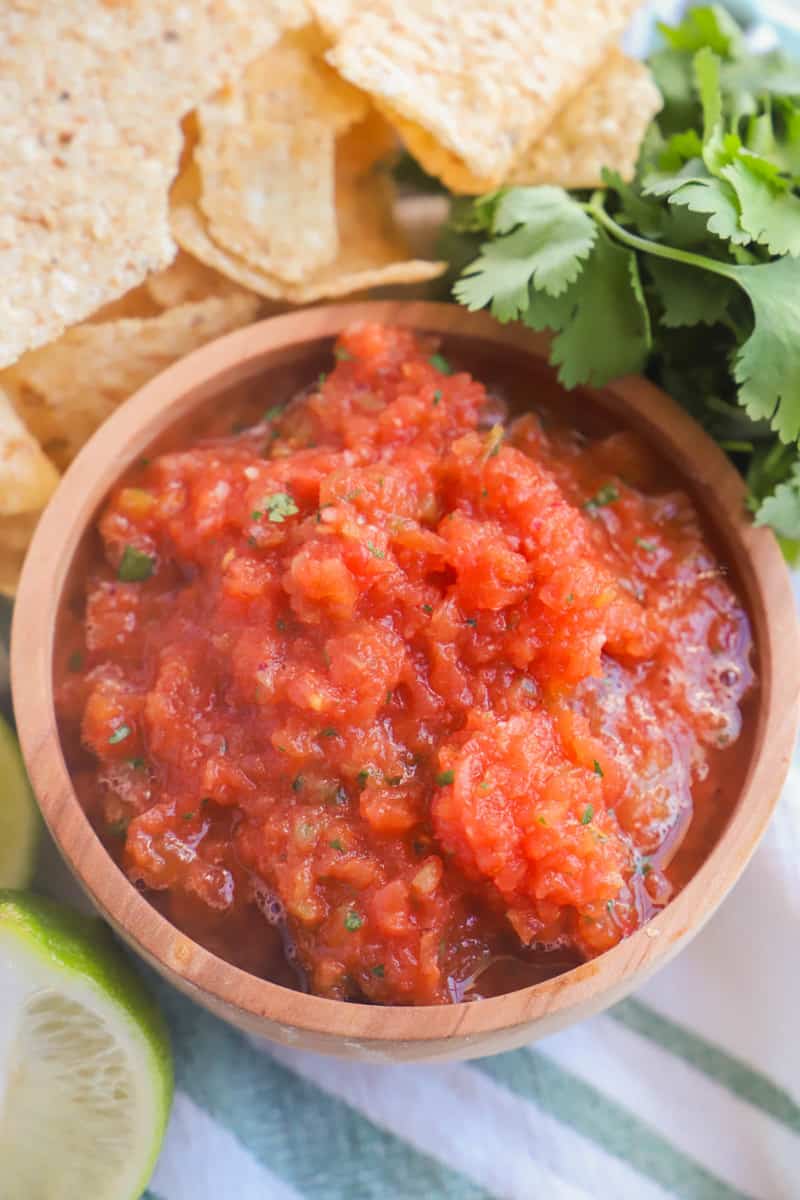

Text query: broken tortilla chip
(88, 287), (164, 325)
(145, 251), (255, 309)
(0, 1), (307, 369)
(0, 391), (60, 517)
(204, 27), (369, 134)
(312, 0), (645, 186)
(405, 51), (662, 194)
(172, 149), (444, 303)
(196, 32), (368, 283)
(1, 295), (260, 471)
(507, 52), (662, 189)
(199, 118), (340, 284)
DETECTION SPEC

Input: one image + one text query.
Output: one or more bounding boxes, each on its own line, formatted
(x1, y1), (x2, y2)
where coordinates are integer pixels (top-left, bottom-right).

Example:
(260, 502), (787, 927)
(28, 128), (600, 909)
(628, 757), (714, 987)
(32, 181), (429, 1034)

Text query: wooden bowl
(12, 302), (800, 1062)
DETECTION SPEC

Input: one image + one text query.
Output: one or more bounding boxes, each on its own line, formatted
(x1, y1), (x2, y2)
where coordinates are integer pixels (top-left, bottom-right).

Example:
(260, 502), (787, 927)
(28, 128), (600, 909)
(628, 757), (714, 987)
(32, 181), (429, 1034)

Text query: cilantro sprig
(451, 5), (800, 560)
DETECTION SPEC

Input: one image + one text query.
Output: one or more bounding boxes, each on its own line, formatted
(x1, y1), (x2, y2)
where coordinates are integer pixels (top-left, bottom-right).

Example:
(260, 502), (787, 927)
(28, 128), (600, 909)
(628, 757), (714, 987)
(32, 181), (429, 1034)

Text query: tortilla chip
(199, 118), (339, 283)
(312, 0), (645, 185)
(196, 32), (368, 283)
(2, 295), (260, 471)
(204, 28), (369, 134)
(287, 163), (446, 302)
(378, 111), (487, 195)
(0, 390), (59, 517)
(307, 0), (353, 30)
(508, 53), (662, 189)
(0, 1), (308, 369)
(337, 109), (400, 179)
(89, 287), (164, 324)
(0, 512), (46, 597)
(172, 148), (444, 303)
(402, 51), (662, 195)
(145, 251), (257, 309)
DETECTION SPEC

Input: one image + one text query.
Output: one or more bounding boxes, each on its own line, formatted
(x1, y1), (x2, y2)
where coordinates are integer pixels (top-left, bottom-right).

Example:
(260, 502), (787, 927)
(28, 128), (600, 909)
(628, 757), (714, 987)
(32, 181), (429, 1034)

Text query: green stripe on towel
(154, 982), (492, 1200)
(611, 999), (800, 1136)
(477, 1049), (755, 1200)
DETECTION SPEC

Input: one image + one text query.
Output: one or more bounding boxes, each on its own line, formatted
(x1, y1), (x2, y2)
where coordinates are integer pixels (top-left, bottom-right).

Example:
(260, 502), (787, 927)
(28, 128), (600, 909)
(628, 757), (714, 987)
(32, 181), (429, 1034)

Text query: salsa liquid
(55, 324), (755, 1005)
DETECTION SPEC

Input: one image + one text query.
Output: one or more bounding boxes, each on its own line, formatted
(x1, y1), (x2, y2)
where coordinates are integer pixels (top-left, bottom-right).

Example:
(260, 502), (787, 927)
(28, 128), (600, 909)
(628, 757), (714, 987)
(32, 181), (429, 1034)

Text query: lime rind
(0, 892), (173, 1200)
(0, 715), (41, 888)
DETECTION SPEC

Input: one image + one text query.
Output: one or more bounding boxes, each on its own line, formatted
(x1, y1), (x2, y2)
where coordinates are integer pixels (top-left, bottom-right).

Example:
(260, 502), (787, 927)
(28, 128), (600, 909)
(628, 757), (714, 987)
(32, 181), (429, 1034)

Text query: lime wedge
(0, 892), (173, 1200)
(0, 716), (40, 887)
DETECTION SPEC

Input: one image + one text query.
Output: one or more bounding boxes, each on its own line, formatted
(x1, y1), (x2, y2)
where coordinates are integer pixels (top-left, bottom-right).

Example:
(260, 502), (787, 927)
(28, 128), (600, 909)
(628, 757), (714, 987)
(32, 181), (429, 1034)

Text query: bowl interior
(58, 326), (760, 904)
(16, 302), (798, 1059)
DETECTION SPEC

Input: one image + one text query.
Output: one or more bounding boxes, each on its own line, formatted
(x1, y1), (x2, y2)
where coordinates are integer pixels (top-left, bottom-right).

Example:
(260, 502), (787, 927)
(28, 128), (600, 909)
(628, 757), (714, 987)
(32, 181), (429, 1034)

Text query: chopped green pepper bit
(581, 804), (594, 825)
(436, 769), (455, 786)
(118, 545), (155, 582)
(108, 725), (131, 745)
(344, 911), (364, 931)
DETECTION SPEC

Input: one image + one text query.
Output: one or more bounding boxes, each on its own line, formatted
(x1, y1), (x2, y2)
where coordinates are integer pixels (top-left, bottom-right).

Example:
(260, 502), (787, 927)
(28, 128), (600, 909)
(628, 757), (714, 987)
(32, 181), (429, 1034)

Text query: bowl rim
(12, 300), (800, 1046)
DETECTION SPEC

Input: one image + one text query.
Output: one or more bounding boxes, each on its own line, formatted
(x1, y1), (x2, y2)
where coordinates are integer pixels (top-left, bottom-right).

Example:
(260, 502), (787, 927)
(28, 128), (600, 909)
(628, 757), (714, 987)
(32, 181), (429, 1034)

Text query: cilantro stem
(583, 200), (739, 284)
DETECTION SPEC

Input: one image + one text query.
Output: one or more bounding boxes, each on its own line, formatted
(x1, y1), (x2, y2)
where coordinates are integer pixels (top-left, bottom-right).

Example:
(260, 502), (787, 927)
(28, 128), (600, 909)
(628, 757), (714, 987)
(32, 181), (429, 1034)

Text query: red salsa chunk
(56, 323), (755, 1005)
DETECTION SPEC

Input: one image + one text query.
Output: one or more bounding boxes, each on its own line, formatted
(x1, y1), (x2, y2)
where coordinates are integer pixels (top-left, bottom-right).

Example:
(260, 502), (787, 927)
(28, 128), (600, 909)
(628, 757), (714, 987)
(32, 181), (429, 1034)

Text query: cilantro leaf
(259, 492), (299, 523)
(642, 156), (708, 199)
(753, 461), (800, 539)
(721, 156), (800, 256)
(647, 257), (733, 328)
(601, 168), (664, 239)
(722, 52), (800, 106)
(519, 281), (578, 334)
(695, 46), (726, 171)
(649, 49), (697, 136)
(747, 441), (798, 507)
(550, 230), (651, 388)
(667, 177), (750, 245)
(729, 256), (800, 442)
(454, 187), (596, 320)
(657, 5), (742, 58)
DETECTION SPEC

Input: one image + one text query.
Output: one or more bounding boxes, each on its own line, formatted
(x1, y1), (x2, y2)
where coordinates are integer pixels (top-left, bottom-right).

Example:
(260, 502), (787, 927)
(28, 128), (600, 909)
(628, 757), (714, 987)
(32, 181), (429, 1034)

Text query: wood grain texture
(11, 302), (800, 1061)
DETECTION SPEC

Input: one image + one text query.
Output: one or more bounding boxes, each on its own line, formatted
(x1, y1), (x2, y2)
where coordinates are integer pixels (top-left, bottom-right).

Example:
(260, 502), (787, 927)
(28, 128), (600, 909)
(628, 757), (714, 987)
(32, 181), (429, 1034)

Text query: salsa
(55, 323), (755, 1005)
